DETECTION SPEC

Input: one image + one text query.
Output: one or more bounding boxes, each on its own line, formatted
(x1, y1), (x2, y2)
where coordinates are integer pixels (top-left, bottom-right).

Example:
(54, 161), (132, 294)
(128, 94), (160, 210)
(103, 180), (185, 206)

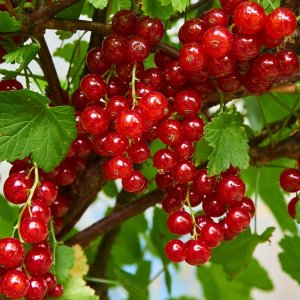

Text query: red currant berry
(86, 47), (111, 75)
(259, 28), (282, 48)
(165, 239), (186, 262)
(219, 0), (247, 15)
(167, 211), (193, 235)
(185, 188), (204, 207)
(202, 26), (233, 58)
(0, 79), (23, 91)
(217, 72), (242, 93)
(217, 175), (246, 207)
(24, 248), (52, 275)
(81, 105), (109, 136)
(0, 238), (24, 269)
(219, 218), (238, 240)
(287, 196), (299, 219)
(155, 172), (174, 190)
(92, 133), (111, 157)
(154, 51), (174, 70)
(168, 184), (188, 201)
(179, 43), (207, 73)
(26, 276), (47, 300)
(115, 109), (145, 139)
(193, 169), (216, 196)
(225, 207), (251, 233)
(1, 270), (29, 299)
(48, 283), (64, 298)
(162, 194), (183, 213)
(3, 173), (33, 204)
(173, 139), (194, 161)
(34, 180), (58, 206)
(136, 16), (165, 46)
(153, 149), (177, 173)
(182, 116), (205, 141)
(277, 50), (299, 77)
(202, 192), (227, 217)
(52, 159), (76, 186)
(112, 9), (137, 37)
(20, 217), (49, 244)
(22, 199), (51, 223)
(53, 217), (64, 235)
(265, 7), (297, 39)
(104, 131), (129, 156)
(202, 8), (229, 28)
(201, 221), (223, 248)
(195, 215), (214, 234)
(72, 134), (92, 158)
(42, 272), (57, 292)
(173, 160), (196, 184)
(71, 88), (92, 111)
(116, 62), (144, 83)
(127, 142), (150, 164)
(107, 76), (128, 98)
(174, 88), (203, 117)
(179, 18), (206, 44)
(184, 239), (211, 266)
(50, 193), (70, 218)
(106, 96), (131, 121)
(157, 119), (182, 146)
(80, 74), (106, 102)
(279, 168), (300, 192)
(102, 34), (127, 63)
(126, 36), (150, 62)
(243, 71), (272, 94)
(234, 1), (266, 34)
(234, 196), (255, 218)
(142, 68), (166, 91)
(122, 170), (147, 193)
(105, 155), (133, 179)
(164, 61), (189, 88)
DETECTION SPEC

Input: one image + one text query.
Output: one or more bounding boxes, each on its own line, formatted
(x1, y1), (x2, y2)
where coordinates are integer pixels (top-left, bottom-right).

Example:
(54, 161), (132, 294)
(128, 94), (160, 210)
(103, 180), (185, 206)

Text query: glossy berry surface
(105, 156), (133, 179)
(184, 239), (211, 266)
(279, 168), (300, 192)
(201, 221), (223, 248)
(193, 169), (216, 196)
(167, 211), (193, 235)
(216, 175), (246, 207)
(20, 217), (49, 244)
(277, 50), (299, 77)
(3, 173), (33, 204)
(50, 194), (70, 218)
(24, 248), (53, 275)
(86, 47), (111, 75)
(0, 79), (23, 91)
(112, 9), (137, 37)
(158, 119), (182, 146)
(182, 116), (205, 141)
(234, 196), (255, 218)
(126, 36), (150, 62)
(26, 276), (47, 300)
(153, 149), (177, 173)
(22, 199), (51, 223)
(287, 196), (300, 219)
(202, 193), (227, 217)
(127, 142), (150, 164)
(0, 270), (29, 299)
(162, 194), (183, 213)
(47, 283), (64, 298)
(104, 131), (129, 156)
(0, 238), (24, 269)
(43, 272), (57, 292)
(219, 0), (247, 15)
(202, 8), (229, 28)
(251, 54), (280, 82)
(225, 207), (251, 233)
(102, 34), (126, 63)
(202, 26), (233, 58)
(173, 160), (196, 184)
(80, 74), (106, 102)
(234, 1), (266, 34)
(122, 170), (146, 193)
(179, 18), (206, 44)
(34, 180), (58, 206)
(165, 239), (186, 262)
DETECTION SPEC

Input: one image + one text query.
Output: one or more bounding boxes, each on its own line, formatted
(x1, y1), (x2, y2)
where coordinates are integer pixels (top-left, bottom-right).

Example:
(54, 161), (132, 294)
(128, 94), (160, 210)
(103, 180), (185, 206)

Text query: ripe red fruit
(173, 139), (194, 161)
(105, 156), (133, 179)
(154, 51), (174, 70)
(50, 193), (70, 218)
(207, 54), (236, 77)
(201, 221), (223, 248)
(115, 109), (145, 139)
(47, 283), (64, 298)
(0, 79), (23, 91)
(219, 218), (238, 241)
(167, 211), (193, 235)
(265, 7), (297, 39)
(0, 238), (24, 269)
(24, 248), (53, 275)
(195, 215), (214, 234)
(126, 36), (150, 62)
(182, 116), (205, 141)
(179, 18), (206, 44)
(279, 168), (300, 192)
(168, 184), (188, 201)
(174, 89), (203, 117)
(234, 196), (255, 218)
(155, 172), (174, 190)
(121, 170), (147, 193)
(179, 43), (207, 73)
(104, 131), (129, 156)
(216, 175), (246, 207)
(106, 96), (131, 121)
(136, 16), (165, 46)
(193, 169), (216, 196)
(158, 119), (182, 146)
(80, 74), (106, 102)
(52, 159), (76, 186)
(102, 34), (127, 63)
(219, 0), (247, 15)
(162, 194), (183, 213)
(92, 133), (111, 157)
(217, 72), (242, 93)
(127, 142), (150, 164)
(173, 160), (196, 184)
(112, 9), (137, 37)
(22, 199), (51, 223)
(202, 193), (227, 217)
(234, 1), (266, 34)
(225, 207), (251, 233)
(153, 149), (177, 173)
(142, 68), (165, 91)
(42, 272), (57, 292)
(20, 217), (49, 244)
(165, 239), (186, 262)
(107, 76), (128, 97)
(0, 270), (29, 299)
(86, 47), (111, 75)
(202, 8), (229, 28)
(81, 105), (109, 136)
(277, 50), (299, 77)
(287, 196), (300, 219)
(164, 61), (188, 88)
(184, 239), (211, 266)
(139, 91), (168, 121)
(202, 26), (233, 58)
(34, 180), (58, 206)
(26, 276), (47, 300)
(3, 173), (33, 204)
(186, 188), (204, 207)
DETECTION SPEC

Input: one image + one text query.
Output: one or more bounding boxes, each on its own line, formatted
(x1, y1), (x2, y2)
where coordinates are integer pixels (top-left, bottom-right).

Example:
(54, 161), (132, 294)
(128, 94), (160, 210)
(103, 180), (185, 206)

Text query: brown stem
(66, 189), (165, 247)
(57, 156), (106, 240)
(37, 36), (65, 105)
(29, 0), (82, 22)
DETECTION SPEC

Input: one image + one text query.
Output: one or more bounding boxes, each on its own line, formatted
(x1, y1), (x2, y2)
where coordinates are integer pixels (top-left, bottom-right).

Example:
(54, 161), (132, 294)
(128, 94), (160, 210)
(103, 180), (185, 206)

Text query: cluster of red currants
(160, 167), (255, 266)
(178, 1), (299, 95)
(279, 157), (300, 220)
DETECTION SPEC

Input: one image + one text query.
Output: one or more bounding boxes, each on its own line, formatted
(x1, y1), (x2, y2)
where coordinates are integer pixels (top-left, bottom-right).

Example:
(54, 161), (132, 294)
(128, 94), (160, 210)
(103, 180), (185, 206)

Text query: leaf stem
(185, 185), (198, 239)
(131, 62), (138, 108)
(84, 277), (119, 285)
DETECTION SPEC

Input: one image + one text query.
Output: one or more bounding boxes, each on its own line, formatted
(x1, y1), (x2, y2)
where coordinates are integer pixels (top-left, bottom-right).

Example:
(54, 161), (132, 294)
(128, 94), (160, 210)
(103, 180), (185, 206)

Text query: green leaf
(141, 0), (174, 20)
(114, 268), (148, 300)
(56, 0), (85, 20)
(3, 43), (40, 75)
(54, 245), (75, 284)
(238, 258), (273, 291)
(0, 196), (18, 238)
(56, 30), (74, 40)
(197, 264), (252, 300)
(279, 235), (300, 284)
(244, 96), (264, 134)
(87, 0), (108, 9)
(0, 12), (21, 32)
(242, 165), (297, 233)
(204, 108), (250, 176)
(102, 181), (118, 198)
(170, 0), (190, 12)
(211, 227), (275, 279)
(295, 196), (300, 223)
(60, 276), (99, 300)
(111, 0), (131, 13)
(0, 90), (76, 172)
